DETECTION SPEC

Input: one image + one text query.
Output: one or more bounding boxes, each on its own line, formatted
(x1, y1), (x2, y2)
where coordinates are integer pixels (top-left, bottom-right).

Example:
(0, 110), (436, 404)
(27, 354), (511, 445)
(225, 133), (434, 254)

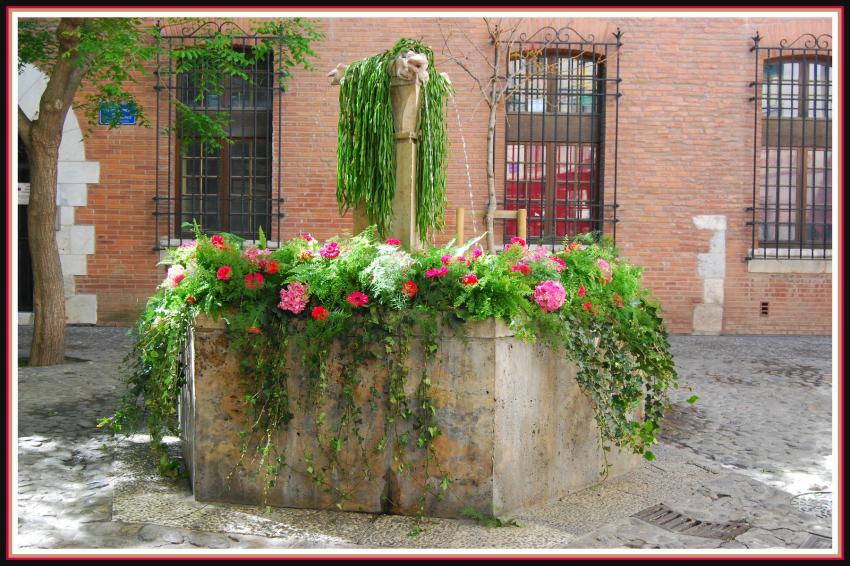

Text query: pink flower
(511, 263), (531, 276)
(426, 266), (448, 279)
(165, 265), (186, 288)
(210, 235), (226, 249)
(301, 233), (314, 242)
(549, 255), (566, 272)
(311, 306), (330, 321)
(597, 258), (613, 284)
(509, 237), (526, 247)
(278, 282), (309, 314)
(456, 256), (471, 266)
(578, 285), (586, 298)
(347, 291), (369, 308)
(216, 266), (232, 281)
(402, 280), (418, 298)
(179, 240), (197, 250)
(245, 272), (265, 290)
(386, 238), (401, 246)
(319, 241), (340, 259)
(471, 247), (483, 260)
(460, 273), (478, 286)
(440, 254), (453, 265)
(533, 280), (566, 313)
(243, 247), (271, 263)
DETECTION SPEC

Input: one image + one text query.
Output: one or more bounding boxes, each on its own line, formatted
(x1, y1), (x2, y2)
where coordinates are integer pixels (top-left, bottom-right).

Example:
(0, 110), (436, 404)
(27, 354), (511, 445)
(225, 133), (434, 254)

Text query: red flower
(301, 233), (314, 242)
(441, 254), (453, 265)
(509, 236), (526, 247)
(186, 295), (197, 305)
(246, 326), (263, 334)
(264, 260), (279, 275)
(612, 293), (624, 308)
(460, 273), (478, 286)
(511, 263), (531, 275)
(347, 291), (369, 308)
(386, 238), (401, 246)
(311, 306), (330, 321)
(245, 272), (265, 290)
(210, 235), (229, 250)
(578, 285), (586, 298)
(402, 280), (418, 298)
(455, 256), (471, 266)
(584, 301), (592, 311)
(217, 266), (232, 281)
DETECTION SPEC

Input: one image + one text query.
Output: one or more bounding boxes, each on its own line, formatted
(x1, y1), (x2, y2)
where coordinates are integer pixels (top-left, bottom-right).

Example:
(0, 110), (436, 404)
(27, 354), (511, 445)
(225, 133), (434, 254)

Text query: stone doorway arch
(18, 64), (99, 324)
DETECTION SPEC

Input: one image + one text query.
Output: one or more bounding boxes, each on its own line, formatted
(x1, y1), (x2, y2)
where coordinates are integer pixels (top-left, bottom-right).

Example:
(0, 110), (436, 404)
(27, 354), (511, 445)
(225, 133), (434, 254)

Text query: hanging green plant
(336, 38), (452, 240)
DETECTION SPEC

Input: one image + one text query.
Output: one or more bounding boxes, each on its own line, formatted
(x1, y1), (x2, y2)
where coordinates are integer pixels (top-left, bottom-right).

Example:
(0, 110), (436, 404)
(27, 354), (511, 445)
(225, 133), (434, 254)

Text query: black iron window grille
(748, 33), (832, 260)
(154, 21), (285, 250)
(502, 27), (621, 249)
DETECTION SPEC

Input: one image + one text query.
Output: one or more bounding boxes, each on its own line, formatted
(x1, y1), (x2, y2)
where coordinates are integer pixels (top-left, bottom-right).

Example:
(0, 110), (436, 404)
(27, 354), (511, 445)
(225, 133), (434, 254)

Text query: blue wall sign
(98, 102), (137, 126)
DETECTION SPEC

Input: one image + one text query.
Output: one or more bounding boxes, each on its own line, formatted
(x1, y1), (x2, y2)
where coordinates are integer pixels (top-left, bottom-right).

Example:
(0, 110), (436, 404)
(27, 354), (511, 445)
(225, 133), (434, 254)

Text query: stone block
(58, 130), (86, 161)
(692, 304), (723, 335)
(60, 254), (87, 276)
(181, 316), (641, 519)
(696, 253), (725, 280)
(59, 207), (75, 226)
(703, 278), (725, 304)
(748, 259), (832, 274)
(65, 294), (97, 324)
(70, 225), (95, 255)
(63, 276), (76, 299)
(56, 228), (72, 255)
(57, 161), (99, 185)
(57, 184), (88, 207)
(692, 215), (727, 232)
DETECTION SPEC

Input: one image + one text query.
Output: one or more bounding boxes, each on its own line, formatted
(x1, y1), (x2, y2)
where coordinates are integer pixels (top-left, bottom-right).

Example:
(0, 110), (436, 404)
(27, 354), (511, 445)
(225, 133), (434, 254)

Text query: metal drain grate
(633, 504), (749, 540)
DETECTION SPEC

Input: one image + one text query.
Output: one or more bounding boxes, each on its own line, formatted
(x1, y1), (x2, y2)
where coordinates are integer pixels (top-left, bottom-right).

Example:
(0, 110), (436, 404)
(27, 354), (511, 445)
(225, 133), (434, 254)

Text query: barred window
(750, 35), (832, 259)
(176, 50), (273, 238)
(504, 35), (618, 248)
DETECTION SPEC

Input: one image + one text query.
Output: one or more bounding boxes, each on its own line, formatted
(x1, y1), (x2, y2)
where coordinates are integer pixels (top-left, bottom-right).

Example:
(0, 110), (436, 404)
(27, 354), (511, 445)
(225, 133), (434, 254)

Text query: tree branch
(437, 20), (488, 101)
(18, 106), (33, 149)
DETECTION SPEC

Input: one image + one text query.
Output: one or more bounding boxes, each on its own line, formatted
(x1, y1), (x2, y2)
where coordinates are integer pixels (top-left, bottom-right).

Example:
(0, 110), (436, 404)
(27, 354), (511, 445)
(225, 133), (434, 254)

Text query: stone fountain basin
(180, 314), (641, 519)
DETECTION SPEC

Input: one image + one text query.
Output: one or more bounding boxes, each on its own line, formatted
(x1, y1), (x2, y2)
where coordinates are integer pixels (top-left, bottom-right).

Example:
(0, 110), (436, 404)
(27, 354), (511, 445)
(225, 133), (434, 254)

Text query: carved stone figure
(327, 63), (349, 85)
(389, 50), (430, 84)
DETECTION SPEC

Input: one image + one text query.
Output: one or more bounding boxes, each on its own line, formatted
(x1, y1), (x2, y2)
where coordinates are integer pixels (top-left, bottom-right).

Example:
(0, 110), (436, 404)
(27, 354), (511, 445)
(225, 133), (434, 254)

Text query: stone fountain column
(333, 52), (429, 250)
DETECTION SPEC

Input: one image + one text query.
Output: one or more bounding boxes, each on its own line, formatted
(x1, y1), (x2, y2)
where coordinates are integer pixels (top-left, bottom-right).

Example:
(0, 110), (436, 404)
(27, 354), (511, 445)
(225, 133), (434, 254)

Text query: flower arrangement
(103, 226), (678, 507)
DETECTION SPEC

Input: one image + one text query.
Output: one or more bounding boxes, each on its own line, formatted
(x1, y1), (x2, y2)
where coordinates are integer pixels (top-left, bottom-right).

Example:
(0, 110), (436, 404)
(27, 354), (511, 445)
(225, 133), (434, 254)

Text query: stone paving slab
(14, 326), (834, 553)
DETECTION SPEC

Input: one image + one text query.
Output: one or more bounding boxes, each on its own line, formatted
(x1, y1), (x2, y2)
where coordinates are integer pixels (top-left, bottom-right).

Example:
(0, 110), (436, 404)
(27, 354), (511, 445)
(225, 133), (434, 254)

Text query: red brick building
(15, 13), (836, 334)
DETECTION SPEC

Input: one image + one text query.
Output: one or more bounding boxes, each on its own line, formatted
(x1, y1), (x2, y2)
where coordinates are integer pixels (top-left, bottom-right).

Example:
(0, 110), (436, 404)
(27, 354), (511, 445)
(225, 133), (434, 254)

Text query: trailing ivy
(103, 228), (680, 509)
(336, 39), (452, 240)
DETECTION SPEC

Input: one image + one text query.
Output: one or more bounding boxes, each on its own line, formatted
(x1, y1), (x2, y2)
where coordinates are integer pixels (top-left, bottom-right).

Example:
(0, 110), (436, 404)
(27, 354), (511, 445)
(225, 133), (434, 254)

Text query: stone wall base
(180, 315), (641, 518)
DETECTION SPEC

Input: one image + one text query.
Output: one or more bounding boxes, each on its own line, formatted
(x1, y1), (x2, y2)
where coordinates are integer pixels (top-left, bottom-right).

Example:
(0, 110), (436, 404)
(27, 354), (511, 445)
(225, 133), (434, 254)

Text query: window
(751, 36), (832, 259)
(504, 40), (616, 247)
(176, 50), (273, 238)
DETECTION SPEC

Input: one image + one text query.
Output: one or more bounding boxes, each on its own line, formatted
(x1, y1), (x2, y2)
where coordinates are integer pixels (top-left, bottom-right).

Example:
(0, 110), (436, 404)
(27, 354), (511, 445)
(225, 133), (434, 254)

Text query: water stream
(449, 95), (479, 239)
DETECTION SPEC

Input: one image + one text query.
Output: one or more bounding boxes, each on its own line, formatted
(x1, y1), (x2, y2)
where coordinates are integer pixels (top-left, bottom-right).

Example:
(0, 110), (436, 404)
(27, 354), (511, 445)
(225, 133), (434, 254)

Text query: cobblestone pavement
(14, 326), (834, 554)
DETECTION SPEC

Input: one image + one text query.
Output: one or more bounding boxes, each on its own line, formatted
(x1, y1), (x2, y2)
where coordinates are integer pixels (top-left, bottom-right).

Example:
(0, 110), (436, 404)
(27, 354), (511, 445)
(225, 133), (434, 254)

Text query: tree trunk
(27, 141), (65, 366)
(23, 18), (86, 366)
(485, 104), (498, 253)
(484, 39), (502, 253)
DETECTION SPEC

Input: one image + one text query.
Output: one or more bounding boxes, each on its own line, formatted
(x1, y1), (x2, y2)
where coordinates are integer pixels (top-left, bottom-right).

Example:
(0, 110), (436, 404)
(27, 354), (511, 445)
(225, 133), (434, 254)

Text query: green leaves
(686, 395), (699, 405)
(336, 39), (452, 239)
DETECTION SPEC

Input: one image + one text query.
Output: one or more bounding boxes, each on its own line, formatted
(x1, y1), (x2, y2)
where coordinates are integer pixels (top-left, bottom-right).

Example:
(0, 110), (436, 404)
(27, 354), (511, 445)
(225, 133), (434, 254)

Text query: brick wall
(68, 16), (832, 333)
